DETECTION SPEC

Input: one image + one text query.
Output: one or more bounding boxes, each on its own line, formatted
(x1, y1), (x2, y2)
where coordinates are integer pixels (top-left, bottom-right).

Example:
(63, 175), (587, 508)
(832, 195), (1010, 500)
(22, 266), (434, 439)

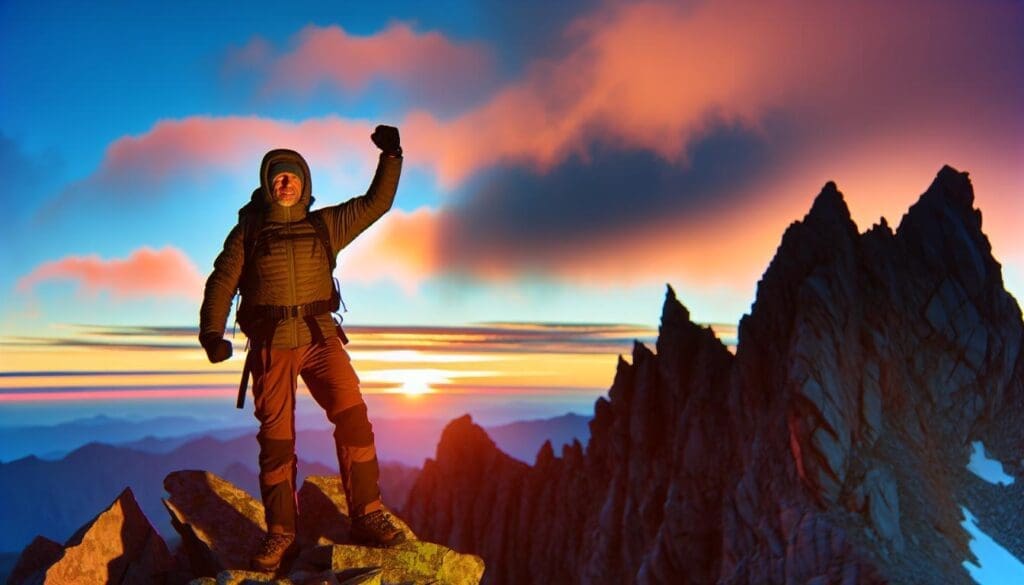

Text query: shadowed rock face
(403, 166), (1024, 584)
(6, 536), (65, 585)
(162, 470), (269, 576)
(297, 475), (417, 548)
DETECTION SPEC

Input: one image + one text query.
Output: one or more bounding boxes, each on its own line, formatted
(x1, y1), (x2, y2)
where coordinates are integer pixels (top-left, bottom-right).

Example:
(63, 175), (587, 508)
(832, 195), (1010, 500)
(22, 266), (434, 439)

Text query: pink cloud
(43, 115), (382, 214)
(99, 115), (374, 186)
(74, 0), (1021, 192)
(339, 207), (445, 294)
(17, 246), (204, 300)
(229, 22), (493, 103)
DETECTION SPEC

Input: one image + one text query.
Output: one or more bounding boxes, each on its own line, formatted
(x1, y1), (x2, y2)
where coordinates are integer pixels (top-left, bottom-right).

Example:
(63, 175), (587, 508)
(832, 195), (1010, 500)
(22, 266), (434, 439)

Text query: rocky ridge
(9, 471), (483, 584)
(403, 166), (1024, 584)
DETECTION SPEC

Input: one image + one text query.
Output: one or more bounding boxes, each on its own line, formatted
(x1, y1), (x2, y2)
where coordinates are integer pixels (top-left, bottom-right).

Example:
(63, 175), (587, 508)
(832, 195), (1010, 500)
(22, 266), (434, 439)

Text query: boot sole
(251, 544), (299, 572)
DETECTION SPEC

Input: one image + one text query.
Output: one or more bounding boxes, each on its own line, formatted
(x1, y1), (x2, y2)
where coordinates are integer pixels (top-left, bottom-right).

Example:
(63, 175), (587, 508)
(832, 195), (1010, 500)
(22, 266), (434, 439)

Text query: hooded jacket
(199, 149), (402, 348)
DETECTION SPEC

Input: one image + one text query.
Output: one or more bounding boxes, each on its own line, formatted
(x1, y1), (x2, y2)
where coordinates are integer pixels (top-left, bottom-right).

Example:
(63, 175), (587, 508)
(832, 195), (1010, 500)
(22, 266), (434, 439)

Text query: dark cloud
(439, 119), (786, 264)
(468, 0), (593, 74)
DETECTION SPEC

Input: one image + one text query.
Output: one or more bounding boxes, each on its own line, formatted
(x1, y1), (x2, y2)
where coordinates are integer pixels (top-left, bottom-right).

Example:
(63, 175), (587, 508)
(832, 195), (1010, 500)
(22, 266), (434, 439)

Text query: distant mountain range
(0, 412), (591, 467)
(0, 415), (250, 462)
(0, 412), (590, 558)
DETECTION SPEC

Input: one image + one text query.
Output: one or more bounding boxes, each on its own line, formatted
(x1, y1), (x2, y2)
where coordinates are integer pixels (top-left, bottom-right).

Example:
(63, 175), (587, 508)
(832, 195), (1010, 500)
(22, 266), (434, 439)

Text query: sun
(400, 379), (432, 398)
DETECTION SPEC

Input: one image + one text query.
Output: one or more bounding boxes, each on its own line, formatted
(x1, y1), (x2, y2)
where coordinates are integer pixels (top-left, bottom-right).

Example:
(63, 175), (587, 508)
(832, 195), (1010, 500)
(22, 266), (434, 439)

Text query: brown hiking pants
(249, 336), (383, 534)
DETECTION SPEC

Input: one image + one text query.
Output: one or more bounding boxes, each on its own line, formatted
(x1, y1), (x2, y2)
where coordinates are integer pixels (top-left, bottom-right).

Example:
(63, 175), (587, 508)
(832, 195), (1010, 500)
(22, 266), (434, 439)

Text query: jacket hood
(241, 148), (314, 223)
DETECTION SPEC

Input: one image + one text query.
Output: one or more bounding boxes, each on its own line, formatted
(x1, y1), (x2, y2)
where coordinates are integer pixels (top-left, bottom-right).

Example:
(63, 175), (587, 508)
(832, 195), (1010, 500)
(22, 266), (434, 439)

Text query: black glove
(371, 125), (402, 157)
(200, 333), (233, 364)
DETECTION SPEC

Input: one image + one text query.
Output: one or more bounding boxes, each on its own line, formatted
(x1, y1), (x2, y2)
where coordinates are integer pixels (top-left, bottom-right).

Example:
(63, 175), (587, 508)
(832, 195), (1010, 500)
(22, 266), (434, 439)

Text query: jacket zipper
(285, 207), (299, 347)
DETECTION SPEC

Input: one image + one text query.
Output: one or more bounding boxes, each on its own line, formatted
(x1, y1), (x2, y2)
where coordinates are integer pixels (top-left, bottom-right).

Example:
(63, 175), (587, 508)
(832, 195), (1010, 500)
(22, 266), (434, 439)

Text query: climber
(198, 125), (406, 572)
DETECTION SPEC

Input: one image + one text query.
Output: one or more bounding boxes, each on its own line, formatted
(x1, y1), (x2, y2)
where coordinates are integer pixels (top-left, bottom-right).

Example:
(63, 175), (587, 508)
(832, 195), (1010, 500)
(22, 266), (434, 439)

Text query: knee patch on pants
(331, 403), (373, 446)
(259, 438), (296, 486)
(257, 437), (298, 533)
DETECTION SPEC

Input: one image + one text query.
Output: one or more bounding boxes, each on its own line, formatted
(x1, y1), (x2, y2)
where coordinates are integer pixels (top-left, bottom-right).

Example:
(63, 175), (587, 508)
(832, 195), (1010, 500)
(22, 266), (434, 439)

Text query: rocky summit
(403, 166), (1024, 584)
(8, 487), (173, 584)
(9, 471), (483, 584)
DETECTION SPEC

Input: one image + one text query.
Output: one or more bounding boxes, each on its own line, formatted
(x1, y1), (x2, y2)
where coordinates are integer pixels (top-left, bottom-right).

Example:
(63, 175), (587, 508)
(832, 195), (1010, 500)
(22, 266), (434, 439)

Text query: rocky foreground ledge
(8, 471), (483, 585)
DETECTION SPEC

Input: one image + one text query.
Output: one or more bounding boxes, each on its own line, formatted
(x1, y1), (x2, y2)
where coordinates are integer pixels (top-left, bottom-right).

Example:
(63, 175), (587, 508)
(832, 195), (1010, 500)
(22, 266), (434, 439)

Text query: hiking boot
(251, 531), (297, 572)
(350, 509), (406, 547)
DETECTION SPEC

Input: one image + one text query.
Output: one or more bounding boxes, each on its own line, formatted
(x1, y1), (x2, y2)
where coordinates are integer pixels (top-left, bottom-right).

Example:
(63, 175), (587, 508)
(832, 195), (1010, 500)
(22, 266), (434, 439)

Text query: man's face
(271, 172), (303, 208)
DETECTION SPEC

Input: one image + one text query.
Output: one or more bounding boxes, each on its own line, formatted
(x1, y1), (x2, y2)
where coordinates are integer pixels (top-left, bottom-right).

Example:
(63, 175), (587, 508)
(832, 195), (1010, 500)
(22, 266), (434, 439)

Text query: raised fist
(200, 334), (233, 364)
(371, 125), (402, 156)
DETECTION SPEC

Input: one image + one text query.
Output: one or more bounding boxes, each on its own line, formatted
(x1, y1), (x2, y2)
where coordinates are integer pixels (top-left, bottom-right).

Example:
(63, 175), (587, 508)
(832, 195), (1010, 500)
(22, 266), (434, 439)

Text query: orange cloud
(240, 23), (492, 100)
(338, 207), (444, 293)
(319, 194), (776, 294)
(17, 246), (204, 300)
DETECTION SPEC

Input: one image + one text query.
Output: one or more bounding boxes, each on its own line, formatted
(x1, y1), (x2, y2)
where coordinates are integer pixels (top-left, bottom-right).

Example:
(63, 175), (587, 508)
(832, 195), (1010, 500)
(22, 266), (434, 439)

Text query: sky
(0, 0), (1022, 426)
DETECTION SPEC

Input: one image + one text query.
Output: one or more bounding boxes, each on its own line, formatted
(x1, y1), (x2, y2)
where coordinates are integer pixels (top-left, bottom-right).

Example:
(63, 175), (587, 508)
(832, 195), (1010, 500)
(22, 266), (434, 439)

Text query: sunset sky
(1, 0), (1021, 425)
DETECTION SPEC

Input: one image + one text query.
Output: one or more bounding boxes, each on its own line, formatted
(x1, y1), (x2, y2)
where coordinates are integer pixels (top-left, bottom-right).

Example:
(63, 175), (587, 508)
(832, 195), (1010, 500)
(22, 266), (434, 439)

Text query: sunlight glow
(400, 379), (432, 398)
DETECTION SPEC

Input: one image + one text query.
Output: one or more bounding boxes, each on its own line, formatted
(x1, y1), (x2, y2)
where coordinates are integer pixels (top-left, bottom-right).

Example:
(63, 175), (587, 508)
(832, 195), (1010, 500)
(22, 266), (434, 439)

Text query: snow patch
(961, 506), (1024, 584)
(967, 441), (1015, 486)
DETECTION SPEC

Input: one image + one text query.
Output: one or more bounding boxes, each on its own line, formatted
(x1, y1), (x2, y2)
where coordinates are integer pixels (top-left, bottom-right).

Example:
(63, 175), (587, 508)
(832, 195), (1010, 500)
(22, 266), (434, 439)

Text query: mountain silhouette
(403, 166), (1024, 584)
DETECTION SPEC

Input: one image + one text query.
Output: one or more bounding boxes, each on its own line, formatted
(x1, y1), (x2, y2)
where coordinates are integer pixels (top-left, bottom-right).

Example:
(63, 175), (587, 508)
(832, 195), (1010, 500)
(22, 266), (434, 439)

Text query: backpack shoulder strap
(238, 213), (264, 290)
(308, 213), (342, 313)
(237, 189), (266, 289)
(308, 213), (336, 272)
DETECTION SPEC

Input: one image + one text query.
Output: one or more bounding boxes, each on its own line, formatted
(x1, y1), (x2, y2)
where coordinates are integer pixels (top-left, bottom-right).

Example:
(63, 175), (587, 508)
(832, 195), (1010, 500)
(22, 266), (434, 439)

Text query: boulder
(163, 469), (267, 575)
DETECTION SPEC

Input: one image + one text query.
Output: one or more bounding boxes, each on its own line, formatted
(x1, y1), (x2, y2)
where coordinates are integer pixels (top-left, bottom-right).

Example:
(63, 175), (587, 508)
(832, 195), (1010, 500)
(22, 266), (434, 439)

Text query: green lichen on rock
(324, 541), (483, 584)
(189, 566), (385, 585)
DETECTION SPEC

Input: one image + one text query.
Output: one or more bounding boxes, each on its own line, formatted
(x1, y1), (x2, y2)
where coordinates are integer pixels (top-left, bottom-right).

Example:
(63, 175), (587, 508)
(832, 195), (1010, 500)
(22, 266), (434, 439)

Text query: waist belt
(235, 297), (339, 410)
(249, 298), (336, 322)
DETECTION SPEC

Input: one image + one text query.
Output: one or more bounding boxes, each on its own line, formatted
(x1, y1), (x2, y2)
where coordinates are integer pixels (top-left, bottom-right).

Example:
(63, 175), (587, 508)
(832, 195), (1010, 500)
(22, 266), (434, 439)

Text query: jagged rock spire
(401, 167), (1024, 585)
